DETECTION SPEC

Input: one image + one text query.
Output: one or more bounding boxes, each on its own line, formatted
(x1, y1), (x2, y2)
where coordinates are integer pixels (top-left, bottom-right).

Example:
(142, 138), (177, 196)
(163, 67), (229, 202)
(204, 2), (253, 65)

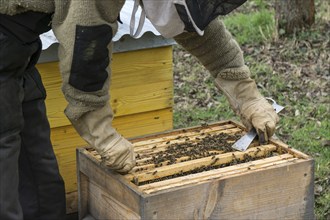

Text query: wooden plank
(113, 108), (173, 138)
(40, 81), (172, 128)
(76, 121), (314, 219)
(125, 145), (277, 184)
(42, 80), (172, 128)
(37, 46), (173, 128)
(77, 174), (87, 217)
(142, 179), (223, 219)
(77, 148), (88, 218)
(209, 160), (314, 219)
(79, 150), (223, 171)
(133, 151), (225, 172)
(133, 128), (241, 155)
(139, 154), (296, 193)
(88, 179), (141, 220)
(111, 81), (173, 116)
(131, 120), (239, 144)
(141, 157), (299, 194)
(111, 46), (173, 89)
(141, 159), (314, 219)
(37, 47), (173, 91)
(270, 138), (313, 159)
(77, 149), (142, 217)
(52, 108), (173, 193)
(133, 123), (238, 148)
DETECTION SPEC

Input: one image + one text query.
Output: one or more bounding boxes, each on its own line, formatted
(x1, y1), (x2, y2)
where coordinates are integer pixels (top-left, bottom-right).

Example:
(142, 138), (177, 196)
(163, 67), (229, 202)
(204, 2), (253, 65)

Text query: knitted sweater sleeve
(51, 0), (125, 121)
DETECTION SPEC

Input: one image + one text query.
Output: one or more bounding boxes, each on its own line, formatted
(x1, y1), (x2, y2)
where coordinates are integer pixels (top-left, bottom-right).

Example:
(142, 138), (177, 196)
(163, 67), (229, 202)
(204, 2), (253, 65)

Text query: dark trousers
(0, 30), (66, 220)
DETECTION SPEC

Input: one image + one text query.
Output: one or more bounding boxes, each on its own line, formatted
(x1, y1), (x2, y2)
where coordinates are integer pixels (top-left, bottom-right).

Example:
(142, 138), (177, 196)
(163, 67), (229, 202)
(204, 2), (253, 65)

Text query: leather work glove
(99, 133), (136, 173)
(215, 77), (279, 144)
(68, 104), (135, 173)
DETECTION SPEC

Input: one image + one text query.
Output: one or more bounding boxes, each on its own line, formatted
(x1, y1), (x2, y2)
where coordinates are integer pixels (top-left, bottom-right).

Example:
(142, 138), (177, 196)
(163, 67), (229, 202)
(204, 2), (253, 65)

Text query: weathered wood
(78, 149), (142, 219)
(125, 145), (277, 184)
(140, 159), (314, 219)
(132, 123), (237, 147)
(270, 138), (312, 159)
(135, 128), (240, 152)
(134, 128), (241, 156)
(140, 154), (297, 193)
(131, 120), (241, 144)
(77, 172), (88, 217)
(134, 149), (224, 170)
(88, 179), (141, 220)
(77, 121), (314, 219)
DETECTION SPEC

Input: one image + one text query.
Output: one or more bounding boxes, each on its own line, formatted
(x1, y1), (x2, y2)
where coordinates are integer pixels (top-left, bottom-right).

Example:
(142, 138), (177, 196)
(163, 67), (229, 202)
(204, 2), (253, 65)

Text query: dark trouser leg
(19, 66), (66, 220)
(0, 30), (33, 220)
(0, 78), (24, 220)
(0, 29), (66, 219)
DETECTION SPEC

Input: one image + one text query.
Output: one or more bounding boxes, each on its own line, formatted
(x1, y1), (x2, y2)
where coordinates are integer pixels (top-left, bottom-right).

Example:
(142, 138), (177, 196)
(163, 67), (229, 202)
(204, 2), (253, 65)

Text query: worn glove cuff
(216, 65), (251, 80)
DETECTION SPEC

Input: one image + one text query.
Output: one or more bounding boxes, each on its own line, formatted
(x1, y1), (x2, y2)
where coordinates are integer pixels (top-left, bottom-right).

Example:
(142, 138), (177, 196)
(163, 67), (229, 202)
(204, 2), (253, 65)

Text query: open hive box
(77, 121), (315, 220)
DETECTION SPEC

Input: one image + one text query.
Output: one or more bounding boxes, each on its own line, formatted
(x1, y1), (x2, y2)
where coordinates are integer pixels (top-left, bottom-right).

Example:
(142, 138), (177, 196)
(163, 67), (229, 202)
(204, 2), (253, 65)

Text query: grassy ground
(172, 0), (329, 218)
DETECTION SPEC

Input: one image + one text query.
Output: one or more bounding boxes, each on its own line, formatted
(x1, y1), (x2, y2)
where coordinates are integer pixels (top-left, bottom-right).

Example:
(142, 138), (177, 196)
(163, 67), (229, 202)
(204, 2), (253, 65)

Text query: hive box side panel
(142, 160), (314, 220)
(77, 149), (142, 220)
(87, 179), (141, 220)
(142, 181), (222, 220)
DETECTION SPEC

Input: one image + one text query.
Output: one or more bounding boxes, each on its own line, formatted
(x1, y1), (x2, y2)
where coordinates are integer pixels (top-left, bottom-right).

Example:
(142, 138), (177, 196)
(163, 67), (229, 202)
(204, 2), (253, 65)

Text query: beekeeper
(0, 1), (277, 219)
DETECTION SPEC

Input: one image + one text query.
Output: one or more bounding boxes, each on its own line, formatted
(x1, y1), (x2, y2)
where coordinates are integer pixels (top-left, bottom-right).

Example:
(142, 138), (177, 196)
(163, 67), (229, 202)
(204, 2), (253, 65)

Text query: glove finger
(117, 163), (135, 174)
(102, 149), (128, 169)
(112, 156), (135, 173)
(257, 128), (267, 145)
(241, 116), (253, 131)
(109, 149), (136, 173)
(117, 150), (136, 173)
(265, 120), (276, 140)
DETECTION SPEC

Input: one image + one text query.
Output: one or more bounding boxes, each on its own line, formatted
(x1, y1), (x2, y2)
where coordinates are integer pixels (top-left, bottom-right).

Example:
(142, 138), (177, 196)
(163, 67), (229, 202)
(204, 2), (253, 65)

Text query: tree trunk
(275, 0), (315, 36)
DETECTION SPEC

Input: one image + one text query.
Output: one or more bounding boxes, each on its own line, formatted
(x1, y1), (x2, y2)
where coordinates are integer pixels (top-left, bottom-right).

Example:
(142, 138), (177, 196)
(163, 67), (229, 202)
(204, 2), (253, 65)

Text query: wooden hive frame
(77, 120), (315, 219)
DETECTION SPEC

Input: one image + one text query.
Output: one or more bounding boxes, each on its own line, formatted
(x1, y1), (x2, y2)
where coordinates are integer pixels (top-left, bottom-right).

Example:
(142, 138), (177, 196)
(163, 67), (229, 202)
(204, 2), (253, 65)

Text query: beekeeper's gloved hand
(214, 77), (279, 144)
(99, 133), (135, 173)
(68, 104), (135, 173)
(174, 18), (279, 144)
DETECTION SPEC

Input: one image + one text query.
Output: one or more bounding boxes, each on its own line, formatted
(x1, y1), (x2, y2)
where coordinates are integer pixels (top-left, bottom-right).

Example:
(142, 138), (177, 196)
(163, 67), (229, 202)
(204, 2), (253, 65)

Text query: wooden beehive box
(77, 121), (315, 220)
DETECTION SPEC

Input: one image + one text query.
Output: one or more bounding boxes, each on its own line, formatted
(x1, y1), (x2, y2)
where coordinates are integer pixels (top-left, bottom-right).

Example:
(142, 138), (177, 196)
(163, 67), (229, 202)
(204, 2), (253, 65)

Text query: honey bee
(133, 177), (139, 185)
